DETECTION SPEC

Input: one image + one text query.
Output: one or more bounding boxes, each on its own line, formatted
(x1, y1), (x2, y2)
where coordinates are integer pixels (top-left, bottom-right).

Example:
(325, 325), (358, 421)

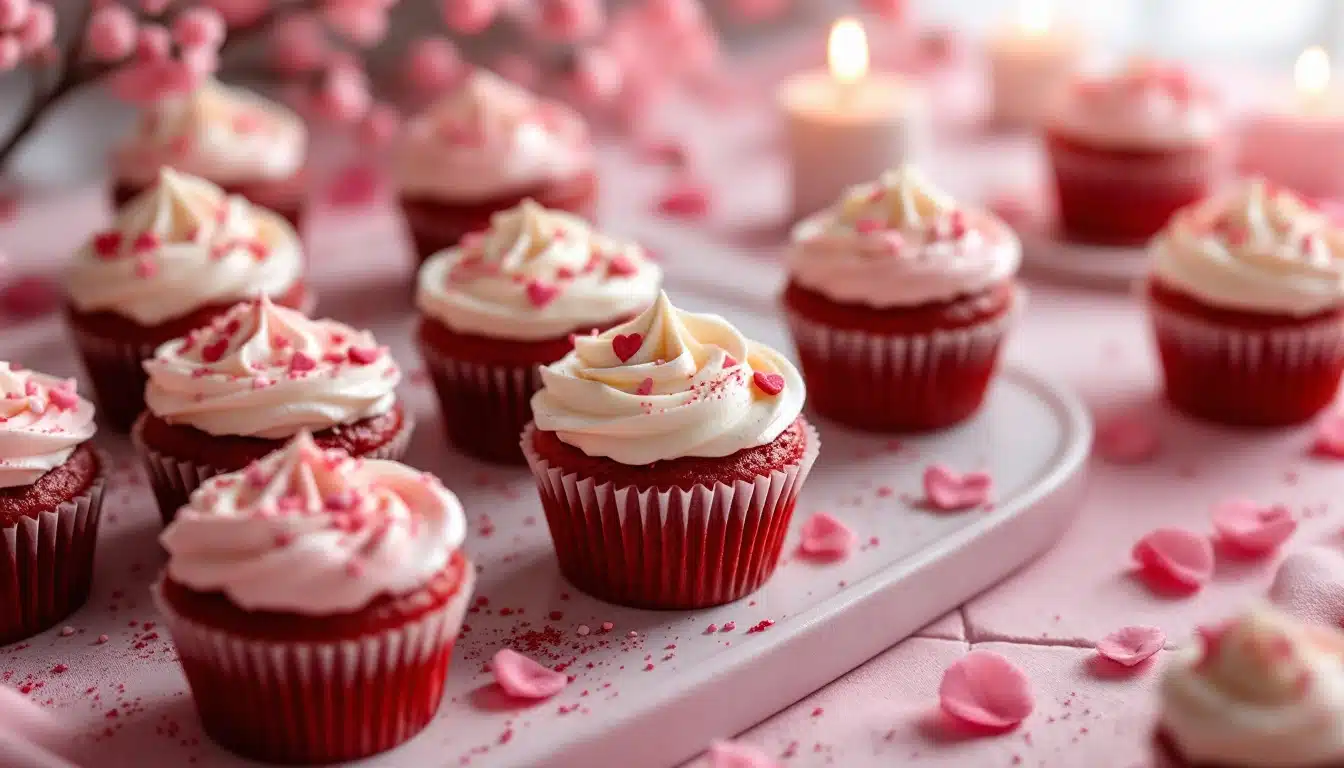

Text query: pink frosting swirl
(0, 363), (97, 489)
(1050, 61), (1225, 149)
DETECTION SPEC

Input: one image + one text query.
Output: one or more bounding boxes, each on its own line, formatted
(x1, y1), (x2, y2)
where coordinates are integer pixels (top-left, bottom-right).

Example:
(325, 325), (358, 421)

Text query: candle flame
(1018, 0), (1051, 34)
(1297, 46), (1331, 98)
(828, 17), (868, 86)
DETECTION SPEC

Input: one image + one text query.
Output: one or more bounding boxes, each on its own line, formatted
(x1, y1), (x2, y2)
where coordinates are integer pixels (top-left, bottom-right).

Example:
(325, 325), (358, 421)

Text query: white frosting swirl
(417, 199), (662, 340)
(789, 166), (1021, 307)
(144, 297), (400, 439)
(160, 432), (467, 614)
(531, 292), (805, 465)
(393, 70), (592, 202)
(0, 363), (97, 489)
(1150, 179), (1344, 316)
(113, 79), (307, 185)
(67, 168), (304, 326)
(1051, 61), (1224, 149)
(1160, 606), (1344, 767)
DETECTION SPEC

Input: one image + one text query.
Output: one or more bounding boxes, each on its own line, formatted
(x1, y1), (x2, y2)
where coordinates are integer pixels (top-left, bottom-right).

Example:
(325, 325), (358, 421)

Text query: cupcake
(395, 70), (597, 268)
(133, 296), (410, 524)
(1155, 606), (1344, 768)
(523, 291), (818, 609)
(1046, 61), (1230, 246)
(1145, 179), (1344, 427)
(110, 79), (309, 229)
(0, 363), (104, 646)
(416, 199), (661, 464)
(154, 432), (472, 764)
(783, 166), (1021, 432)
(66, 168), (313, 431)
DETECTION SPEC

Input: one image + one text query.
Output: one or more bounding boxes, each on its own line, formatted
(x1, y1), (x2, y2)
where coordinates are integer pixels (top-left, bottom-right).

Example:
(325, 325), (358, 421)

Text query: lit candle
(778, 18), (927, 220)
(985, 0), (1083, 131)
(1240, 47), (1344, 199)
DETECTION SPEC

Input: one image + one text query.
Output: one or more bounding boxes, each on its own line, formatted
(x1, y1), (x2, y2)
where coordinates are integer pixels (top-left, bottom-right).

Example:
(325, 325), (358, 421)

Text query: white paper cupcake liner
(417, 337), (543, 465)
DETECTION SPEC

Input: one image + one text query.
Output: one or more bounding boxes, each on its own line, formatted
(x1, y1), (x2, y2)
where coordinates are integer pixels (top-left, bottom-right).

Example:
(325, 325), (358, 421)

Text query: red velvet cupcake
(1045, 61), (1230, 246)
(394, 70), (597, 268)
(784, 166), (1021, 432)
(524, 292), (819, 609)
(0, 363), (105, 646)
(416, 199), (661, 464)
(110, 79), (309, 231)
(154, 432), (472, 764)
(66, 168), (313, 431)
(133, 297), (411, 524)
(1145, 179), (1344, 426)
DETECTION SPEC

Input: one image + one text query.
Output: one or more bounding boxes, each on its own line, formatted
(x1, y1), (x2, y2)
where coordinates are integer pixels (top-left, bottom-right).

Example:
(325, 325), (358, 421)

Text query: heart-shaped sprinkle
(1211, 500), (1296, 556)
(612, 333), (643, 362)
(706, 740), (780, 768)
(1310, 411), (1344, 458)
(47, 383), (79, 411)
(92, 231), (122, 259)
(1132, 528), (1214, 592)
(525, 280), (560, 308)
(635, 377), (654, 396)
(752, 371), (784, 396)
(492, 648), (568, 700)
(798, 512), (856, 562)
(1095, 413), (1160, 464)
(289, 352), (317, 373)
(923, 465), (992, 511)
(723, 355), (738, 368)
(347, 346), (380, 365)
(200, 338), (229, 364)
(938, 650), (1034, 730)
(1095, 625), (1165, 667)
(1269, 547), (1344, 628)
(606, 254), (639, 278)
(132, 232), (160, 252)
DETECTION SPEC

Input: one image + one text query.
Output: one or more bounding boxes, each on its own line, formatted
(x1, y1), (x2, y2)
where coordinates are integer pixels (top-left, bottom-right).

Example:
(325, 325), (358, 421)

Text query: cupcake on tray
(134, 296), (409, 524)
(395, 70), (597, 267)
(416, 198), (661, 464)
(154, 432), (472, 764)
(111, 79), (309, 229)
(0, 363), (104, 646)
(1155, 606), (1344, 768)
(524, 292), (819, 609)
(784, 165), (1021, 432)
(1046, 60), (1229, 246)
(66, 168), (312, 431)
(1145, 178), (1344, 426)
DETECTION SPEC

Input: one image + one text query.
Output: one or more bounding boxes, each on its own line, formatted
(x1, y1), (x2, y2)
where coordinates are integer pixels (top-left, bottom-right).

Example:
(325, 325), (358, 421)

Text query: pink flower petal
(939, 650), (1034, 730)
(1132, 528), (1215, 592)
(1095, 625), (1165, 667)
(798, 512), (856, 562)
(1211, 500), (1297, 556)
(1311, 411), (1344, 459)
(654, 179), (711, 219)
(1094, 413), (1160, 464)
(492, 648), (567, 700)
(923, 465), (992, 511)
(1269, 547), (1344, 628)
(707, 740), (779, 768)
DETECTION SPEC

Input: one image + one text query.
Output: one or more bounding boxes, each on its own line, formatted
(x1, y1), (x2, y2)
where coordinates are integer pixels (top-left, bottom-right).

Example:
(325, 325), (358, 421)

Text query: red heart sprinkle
(132, 232), (160, 252)
(1095, 626), (1165, 668)
(1211, 500), (1297, 556)
(200, 338), (229, 364)
(492, 648), (568, 700)
(752, 371), (784, 396)
(612, 333), (643, 362)
(347, 346), (380, 365)
(289, 352), (317, 373)
(723, 355), (738, 368)
(526, 280), (560, 308)
(636, 377), (654, 396)
(246, 241), (267, 260)
(939, 650), (1034, 730)
(92, 231), (123, 259)
(1132, 527), (1214, 593)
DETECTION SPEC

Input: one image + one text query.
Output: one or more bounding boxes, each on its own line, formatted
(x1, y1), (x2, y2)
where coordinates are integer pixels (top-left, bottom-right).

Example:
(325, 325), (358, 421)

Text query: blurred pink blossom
(536, 0), (604, 43)
(441, 0), (497, 34)
(570, 47), (622, 105)
(201, 0), (269, 27)
(0, 0), (29, 29)
(15, 2), (54, 55)
(404, 35), (464, 94)
(0, 37), (20, 71)
(314, 64), (372, 122)
(172, 7), (225, 48)
(269, 14), (328, 74)
(356, 102), (400, 147)
(323, 2), (388, 47)
(494, 53), (539, 89)
(87, 4), (137, 62)
(134, 23), (172, 63)
(139, 0), (171, 15)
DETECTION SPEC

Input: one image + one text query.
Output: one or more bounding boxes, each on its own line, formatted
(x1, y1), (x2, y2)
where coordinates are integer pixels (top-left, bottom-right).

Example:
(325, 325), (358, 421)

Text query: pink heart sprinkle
(492, 648), (568, 700)
(92, 231), (123, 259)
(1211, 500), (1296, 556)
(1269, 547), (1344, 628)
(636, 377), (654, 396)
(922, 465), (992, 511)
(1095, 625), (1165, 667)
(346, 346), (380, 365)
(612, 333), (643, 362)
(752, 371), (784, 396)
(654, 180), (711, 219)
(938, 650), (1034, 730)
(706, 740), (780, 768)
(1095, 413), (1160, 464)
(289, 352), (317, 373)
(798, 512), (856, 562)
(47, 385), (80, 411)
(1132, 528), (1215, 592)
(1310, 411), (1344, 459)
(606, 254), (639, 278)
(200, 338), (229, 364)
(525, 280), (560, 308)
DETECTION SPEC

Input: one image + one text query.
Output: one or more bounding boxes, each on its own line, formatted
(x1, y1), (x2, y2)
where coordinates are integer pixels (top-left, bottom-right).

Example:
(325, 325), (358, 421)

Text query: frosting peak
(143, 297), (400, 438)
(160, 432), (467, 614)
(0, 363), (97, 489)
(531, 292), (805, 465)
(1051, 60), (1223, 148)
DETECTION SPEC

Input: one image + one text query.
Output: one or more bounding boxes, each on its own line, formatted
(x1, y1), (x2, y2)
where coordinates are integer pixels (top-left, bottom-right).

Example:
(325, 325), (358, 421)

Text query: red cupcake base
(1153, 728), (1344, 767)
(1146, 279), (1344, 427)
(783, 281), (1017, 433)
(112, 174), (308, 233)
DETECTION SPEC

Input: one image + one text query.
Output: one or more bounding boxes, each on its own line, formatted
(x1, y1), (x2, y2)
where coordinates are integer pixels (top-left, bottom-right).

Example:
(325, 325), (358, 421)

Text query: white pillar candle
(778, 18), (928, 221)
(986, 0), (1082, 131)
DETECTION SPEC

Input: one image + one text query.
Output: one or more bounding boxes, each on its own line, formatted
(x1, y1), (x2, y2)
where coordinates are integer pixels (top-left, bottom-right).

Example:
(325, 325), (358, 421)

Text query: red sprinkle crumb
(811, 707), (824, 717)
(601, 622), (614, 631)
(50, 664), (68, 674)
(721, 621), (736, 632)
(704, 623), (718, 634)
(746, 619), (774, 634)
(96, 635), (109, 645)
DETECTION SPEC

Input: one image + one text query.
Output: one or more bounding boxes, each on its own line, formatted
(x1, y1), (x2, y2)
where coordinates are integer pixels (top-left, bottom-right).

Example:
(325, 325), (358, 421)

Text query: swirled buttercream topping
(1051, 60), (1224, 149)
(0, 363), (96, 489)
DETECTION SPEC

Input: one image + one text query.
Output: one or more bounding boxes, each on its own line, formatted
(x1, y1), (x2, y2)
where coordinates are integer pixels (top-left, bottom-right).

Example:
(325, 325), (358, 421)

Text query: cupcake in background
(66, 168), (313, 431)
(395, 70), (597, 268)
(784, 166), (1021, 432)
(524, 292), (818, 609)
(155, 432), (472, 764)
(1155, 606), (1344, 768)
(0, 363), (104, 646)
(133, 297), (409, 523)
(111, 79), (309, 229)
(1145, 179), (1344, 426)
(416, 199), (660, 464)
(1046, 60), (1229, 246)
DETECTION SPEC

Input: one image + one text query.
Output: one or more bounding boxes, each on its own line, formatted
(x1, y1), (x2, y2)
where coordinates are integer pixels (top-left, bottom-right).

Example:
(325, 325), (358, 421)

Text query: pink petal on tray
(1211, 500), (1296, 556)
(707, 740), (780, 768)
(492, 648), (568, 700)
(923, 465), (992, 511)
(939, 650), (1034, 730)
(1095, 625), (1165, 667)
(798, 512), (856, 562)
(1132, 528), (1214, 593)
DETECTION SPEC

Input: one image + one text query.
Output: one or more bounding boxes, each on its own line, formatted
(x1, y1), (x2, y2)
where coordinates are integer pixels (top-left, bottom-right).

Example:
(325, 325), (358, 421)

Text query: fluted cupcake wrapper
(132, 412), (416, 526)
(152, 566), (474, 765)
(68, 324), (160, 433)
(521, 422), (820, 610)
(417, 338), (543, 466)
(0, 454), (108, 646)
